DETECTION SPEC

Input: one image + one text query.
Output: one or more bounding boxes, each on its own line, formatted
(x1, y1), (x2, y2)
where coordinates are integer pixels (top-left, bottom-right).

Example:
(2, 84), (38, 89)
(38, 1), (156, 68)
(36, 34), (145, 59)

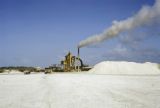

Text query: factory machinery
(45, 48), (91, 73)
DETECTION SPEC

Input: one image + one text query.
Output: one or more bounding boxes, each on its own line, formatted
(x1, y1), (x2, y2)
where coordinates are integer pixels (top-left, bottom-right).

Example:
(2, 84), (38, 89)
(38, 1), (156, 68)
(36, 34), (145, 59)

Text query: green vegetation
(0, 69), (3, 73)
(0, 66), (43, 73)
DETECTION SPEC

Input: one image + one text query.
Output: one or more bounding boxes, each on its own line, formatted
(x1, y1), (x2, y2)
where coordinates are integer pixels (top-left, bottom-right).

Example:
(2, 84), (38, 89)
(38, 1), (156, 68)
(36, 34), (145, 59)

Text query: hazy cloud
(102, 44), (160, 63)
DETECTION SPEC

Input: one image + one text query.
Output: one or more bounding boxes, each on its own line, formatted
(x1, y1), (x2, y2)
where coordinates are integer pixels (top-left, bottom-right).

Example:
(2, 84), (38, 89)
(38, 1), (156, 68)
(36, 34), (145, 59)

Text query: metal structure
(44, 48), (91, 73)
(61, 51), (83, 72)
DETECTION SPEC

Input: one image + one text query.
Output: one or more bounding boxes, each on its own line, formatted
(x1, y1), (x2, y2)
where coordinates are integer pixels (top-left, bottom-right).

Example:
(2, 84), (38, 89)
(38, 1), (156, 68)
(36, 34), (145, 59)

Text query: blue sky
(0, 0), (159, 67)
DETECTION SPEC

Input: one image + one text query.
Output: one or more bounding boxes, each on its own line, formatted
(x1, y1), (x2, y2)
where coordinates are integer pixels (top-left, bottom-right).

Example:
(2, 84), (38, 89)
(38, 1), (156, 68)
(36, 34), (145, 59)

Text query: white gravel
(0, 72), (160, 108)
(0, 61), (160, 108)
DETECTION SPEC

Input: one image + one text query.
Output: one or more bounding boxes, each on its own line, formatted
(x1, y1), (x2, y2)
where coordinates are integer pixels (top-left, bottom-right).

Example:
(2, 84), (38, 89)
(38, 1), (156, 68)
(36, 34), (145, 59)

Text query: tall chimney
(77, 47), (80, 72)
(78, 47), (80, 58)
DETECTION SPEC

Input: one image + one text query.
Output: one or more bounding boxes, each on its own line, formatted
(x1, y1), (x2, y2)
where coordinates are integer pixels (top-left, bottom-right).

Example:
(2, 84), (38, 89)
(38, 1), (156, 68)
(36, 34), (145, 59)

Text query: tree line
(0, 66), (43, 73)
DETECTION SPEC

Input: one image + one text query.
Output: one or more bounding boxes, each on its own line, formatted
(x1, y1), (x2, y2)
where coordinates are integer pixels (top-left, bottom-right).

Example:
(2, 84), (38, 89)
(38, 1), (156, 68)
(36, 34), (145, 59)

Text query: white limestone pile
(89, 61), (160, 75)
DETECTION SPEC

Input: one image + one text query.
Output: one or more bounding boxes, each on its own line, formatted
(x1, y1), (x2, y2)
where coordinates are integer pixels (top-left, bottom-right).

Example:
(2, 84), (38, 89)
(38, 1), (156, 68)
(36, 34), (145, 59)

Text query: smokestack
(78, 0), (160, 48)
(77, 47), (80, 72)
(78, 47), (80, 57)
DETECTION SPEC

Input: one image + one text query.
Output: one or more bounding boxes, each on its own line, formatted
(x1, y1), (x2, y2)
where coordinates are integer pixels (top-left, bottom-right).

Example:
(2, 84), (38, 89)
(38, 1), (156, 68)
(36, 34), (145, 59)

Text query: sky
(0, 0), (160, 67)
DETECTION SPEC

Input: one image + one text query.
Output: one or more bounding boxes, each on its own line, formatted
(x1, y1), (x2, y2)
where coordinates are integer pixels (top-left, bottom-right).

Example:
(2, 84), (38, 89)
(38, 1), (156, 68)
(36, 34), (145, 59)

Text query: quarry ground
(0, 72), (160, 108)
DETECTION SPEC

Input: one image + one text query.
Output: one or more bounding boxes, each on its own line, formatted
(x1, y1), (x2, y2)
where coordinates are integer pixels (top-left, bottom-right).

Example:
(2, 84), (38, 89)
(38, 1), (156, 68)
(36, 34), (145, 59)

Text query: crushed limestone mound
(89, 61), (160, 75)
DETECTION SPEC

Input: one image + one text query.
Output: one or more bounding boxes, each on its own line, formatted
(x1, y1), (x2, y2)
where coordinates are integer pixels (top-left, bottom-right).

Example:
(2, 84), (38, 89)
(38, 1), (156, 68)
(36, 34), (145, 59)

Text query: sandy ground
(0, 73), (160, 108)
